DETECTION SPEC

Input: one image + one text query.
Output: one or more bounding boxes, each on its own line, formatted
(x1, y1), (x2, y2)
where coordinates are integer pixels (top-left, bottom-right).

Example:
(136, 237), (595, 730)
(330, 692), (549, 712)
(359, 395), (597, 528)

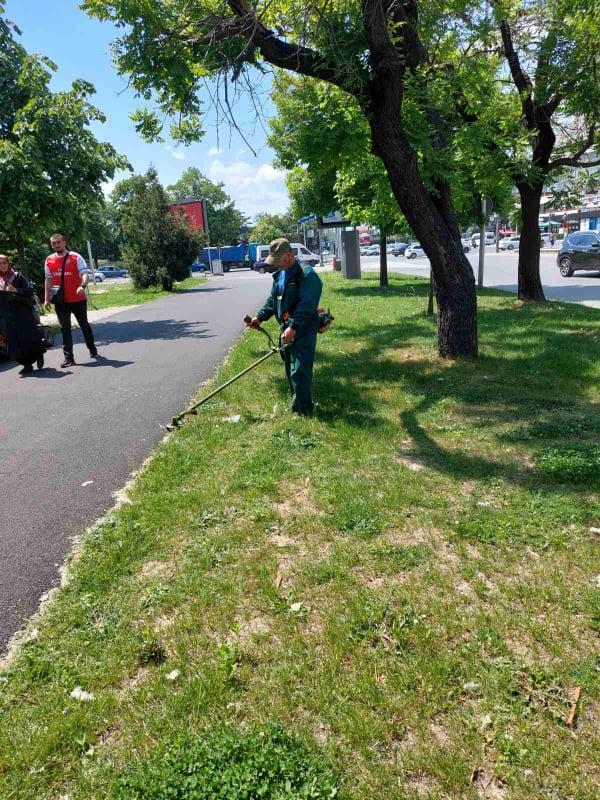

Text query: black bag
(50, 252), (69, 305)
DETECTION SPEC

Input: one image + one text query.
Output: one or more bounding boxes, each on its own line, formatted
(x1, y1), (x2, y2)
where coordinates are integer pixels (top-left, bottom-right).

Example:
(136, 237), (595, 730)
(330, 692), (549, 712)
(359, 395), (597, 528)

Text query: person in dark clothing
(247, 238), (323, 416)
(0, 254), (45, 374)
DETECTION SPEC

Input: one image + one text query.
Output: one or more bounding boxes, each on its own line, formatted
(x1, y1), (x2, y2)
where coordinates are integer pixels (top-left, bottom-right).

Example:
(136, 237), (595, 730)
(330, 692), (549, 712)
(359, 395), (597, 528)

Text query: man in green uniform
(247, 238), (322, 416)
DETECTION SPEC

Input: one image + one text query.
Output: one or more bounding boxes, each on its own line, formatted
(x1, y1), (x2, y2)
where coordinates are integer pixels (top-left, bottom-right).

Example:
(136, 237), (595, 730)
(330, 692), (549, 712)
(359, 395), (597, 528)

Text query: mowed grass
(1, 273), (599, 799)
(87, 275), (206, 310)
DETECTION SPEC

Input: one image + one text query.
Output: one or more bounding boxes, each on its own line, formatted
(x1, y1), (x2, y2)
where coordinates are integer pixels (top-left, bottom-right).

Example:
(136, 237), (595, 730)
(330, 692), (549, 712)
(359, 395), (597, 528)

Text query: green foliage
(115, 724), (338, 799)
(0, 14), (128, 269)
(114, 168), (202, 291)
(167, 167), (247, 245)
(250, 212), (297, 244)
(533, 445), (600, 483)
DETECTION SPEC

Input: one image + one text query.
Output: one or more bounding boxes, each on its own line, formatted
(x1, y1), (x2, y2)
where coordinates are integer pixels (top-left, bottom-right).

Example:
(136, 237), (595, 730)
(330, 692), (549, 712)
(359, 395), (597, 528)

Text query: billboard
(170, 199), (207, 233)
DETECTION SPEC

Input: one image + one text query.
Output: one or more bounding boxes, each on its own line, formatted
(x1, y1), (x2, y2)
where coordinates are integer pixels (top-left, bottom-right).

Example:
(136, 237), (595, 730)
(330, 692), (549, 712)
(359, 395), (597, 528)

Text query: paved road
(358, 249), (600, 308)
(0, 273), (267, 649)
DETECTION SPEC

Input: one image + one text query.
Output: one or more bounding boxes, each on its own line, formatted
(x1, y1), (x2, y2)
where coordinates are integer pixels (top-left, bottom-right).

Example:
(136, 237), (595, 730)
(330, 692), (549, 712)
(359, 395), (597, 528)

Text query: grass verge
(1, 273), (599, 799)
(87, 276), (206, 310)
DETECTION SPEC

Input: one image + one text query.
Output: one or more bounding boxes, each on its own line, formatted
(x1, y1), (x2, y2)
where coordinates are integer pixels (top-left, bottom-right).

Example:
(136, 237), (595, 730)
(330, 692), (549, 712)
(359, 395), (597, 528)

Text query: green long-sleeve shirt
(257, 261), (322, 333)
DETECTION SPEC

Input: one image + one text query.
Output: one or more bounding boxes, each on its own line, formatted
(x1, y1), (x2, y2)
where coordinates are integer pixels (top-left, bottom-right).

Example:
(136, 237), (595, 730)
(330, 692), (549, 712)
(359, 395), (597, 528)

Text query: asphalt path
(0, 272), (268, 650)
(357, 248), (600, 308)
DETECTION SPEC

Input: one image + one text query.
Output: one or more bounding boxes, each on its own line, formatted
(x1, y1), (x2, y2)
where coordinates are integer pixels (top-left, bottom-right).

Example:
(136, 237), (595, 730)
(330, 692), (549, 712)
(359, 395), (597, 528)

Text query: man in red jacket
(44, 233), (98, 368)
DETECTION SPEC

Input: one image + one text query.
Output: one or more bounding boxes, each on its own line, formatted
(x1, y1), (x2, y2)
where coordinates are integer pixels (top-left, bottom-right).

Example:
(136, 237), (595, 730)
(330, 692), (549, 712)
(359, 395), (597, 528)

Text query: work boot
(36, 354), (44, 370)
(61, 357), (75, 368)
(89, 348), (98, 358)
(19, 364), (34, 375)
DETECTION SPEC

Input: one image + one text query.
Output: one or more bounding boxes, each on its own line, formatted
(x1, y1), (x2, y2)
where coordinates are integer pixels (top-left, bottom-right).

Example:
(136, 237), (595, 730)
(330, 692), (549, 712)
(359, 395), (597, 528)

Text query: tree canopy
(113, 168), (202, 291)
(0, 13), (128, 275)
(250, 212), (296, 244)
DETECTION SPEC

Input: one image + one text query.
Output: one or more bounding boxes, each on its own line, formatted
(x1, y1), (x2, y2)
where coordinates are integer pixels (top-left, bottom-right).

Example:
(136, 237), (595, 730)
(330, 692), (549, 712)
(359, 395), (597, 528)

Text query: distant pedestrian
(0, 255), (45, 374)
(550, 234), (555, 247)
(44, 233), (98, 368)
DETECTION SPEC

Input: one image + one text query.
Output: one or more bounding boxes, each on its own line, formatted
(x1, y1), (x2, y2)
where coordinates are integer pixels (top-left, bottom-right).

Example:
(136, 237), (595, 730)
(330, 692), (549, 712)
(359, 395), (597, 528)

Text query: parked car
(253, 258), (269, 274)
(405, 244), (426, 259)
(366, 245), (380, 256)
(93, 271), (105, 282)
(253, 242), (319, 268)
(462, 243), (471, 253)
(97, 265), (129, 278)
(360, 246), (370, 256)
(191, 261), (211, 272)
(471, 232), (496, 248)
(392, 242), (409, 256)
(499, 236), (520, 251)
(556, 231), (600, 277)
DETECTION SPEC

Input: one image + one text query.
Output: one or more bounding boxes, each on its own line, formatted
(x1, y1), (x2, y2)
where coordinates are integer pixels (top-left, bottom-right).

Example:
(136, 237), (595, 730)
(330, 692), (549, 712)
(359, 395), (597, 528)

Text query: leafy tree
(113, 168), (201, 291)
(0, 13), (128, 273)
(83, 0), (495, 357)
(491, 0), (600, 300)
(250, 212), (296, 244)
(167, 167), (247, 245)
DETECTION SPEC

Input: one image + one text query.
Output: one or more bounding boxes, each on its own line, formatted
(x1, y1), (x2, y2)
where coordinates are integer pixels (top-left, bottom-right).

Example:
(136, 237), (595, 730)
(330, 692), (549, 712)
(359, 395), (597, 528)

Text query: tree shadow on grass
(279, 278), (599, 489)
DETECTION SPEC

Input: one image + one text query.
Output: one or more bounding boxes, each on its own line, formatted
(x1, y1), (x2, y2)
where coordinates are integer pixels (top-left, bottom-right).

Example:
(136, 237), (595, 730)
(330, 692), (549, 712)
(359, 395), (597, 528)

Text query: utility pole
(86, 240), (97, 285)
(478, 196), (486, 289)
(495, 214), (500, 253)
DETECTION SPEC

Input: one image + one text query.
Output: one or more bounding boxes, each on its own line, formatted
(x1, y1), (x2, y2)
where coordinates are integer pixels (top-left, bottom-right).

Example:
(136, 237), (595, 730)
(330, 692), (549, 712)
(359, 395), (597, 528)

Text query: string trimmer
(165, 317), (288, 431)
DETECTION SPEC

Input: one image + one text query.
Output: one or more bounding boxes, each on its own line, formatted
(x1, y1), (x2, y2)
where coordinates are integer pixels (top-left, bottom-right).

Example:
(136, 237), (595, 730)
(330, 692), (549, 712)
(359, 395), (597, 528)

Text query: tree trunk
(427, 269), (435, 316)
(361, 1), (477, 358)
(379, 232), (388, 289)
(15, 230), (26, 271)
(371, 124), (477, 357)
(517, 183), (546, 301)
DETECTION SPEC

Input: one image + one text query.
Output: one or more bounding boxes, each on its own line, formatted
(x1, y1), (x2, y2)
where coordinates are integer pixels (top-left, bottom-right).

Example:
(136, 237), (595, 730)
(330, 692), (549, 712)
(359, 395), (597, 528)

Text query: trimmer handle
(244, 315), (252, 325)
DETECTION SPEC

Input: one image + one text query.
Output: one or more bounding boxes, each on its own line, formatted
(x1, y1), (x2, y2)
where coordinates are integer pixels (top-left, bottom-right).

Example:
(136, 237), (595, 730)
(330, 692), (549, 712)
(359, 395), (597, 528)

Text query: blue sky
(5, 0), (289, 219)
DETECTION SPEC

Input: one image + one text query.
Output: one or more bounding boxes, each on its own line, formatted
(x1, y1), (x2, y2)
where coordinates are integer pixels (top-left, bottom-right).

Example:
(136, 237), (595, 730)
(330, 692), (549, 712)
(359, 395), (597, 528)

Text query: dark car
(191, 262), (211, 272)
(97, 265), (129, 279)
(556, 231), (600, 277)
(392, 242), (409, 256)
(252, 258), (272, 274)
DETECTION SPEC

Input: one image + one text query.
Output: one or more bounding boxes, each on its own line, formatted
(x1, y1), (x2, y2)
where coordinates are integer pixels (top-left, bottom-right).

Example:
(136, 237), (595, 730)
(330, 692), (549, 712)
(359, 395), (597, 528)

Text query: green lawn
(87, 276), (206, 310)
(1, 273), (599, 799)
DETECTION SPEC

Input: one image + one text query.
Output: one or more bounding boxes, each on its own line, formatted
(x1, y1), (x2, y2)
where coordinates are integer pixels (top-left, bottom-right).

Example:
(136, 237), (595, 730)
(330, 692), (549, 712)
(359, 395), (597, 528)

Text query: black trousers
(55, 300), (96, 359)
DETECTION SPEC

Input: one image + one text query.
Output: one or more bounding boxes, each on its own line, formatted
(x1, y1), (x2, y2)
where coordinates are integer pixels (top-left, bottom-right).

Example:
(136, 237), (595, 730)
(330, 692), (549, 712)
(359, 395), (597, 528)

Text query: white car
(93, 271), (105, 282)
(255, 242), (319, 267)
(405, 244), (425, 259)
(471, 232), (496, 247)
(499, 236), (520, 251)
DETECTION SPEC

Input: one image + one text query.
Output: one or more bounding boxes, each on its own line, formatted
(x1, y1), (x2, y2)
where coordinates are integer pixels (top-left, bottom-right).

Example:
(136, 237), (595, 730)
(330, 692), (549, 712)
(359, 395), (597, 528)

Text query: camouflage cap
(265, 238), (293, 266)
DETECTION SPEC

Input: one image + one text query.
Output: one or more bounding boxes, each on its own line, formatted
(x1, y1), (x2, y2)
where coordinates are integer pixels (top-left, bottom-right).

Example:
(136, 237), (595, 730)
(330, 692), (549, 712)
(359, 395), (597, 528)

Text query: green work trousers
(282, 330), (318, 414)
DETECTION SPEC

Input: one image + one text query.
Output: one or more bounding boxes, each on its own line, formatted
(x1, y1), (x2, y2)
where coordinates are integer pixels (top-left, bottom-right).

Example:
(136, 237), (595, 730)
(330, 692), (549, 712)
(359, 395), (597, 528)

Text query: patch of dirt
(231, 614), (272, 648)
(118, 666), (151, 699)
(455, 579), (478, 601)
(402, 770), (439, 797)
(471, 768), (507, 799)
(139, 560), (175, 579)
(153, 610), (179, 633)
(274, 483), (324, 517)
(429, 722), (452, 746)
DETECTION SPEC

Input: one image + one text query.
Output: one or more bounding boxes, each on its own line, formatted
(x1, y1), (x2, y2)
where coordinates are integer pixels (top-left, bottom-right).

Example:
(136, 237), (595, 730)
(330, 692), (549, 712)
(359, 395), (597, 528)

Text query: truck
(193, 242), (259, 273)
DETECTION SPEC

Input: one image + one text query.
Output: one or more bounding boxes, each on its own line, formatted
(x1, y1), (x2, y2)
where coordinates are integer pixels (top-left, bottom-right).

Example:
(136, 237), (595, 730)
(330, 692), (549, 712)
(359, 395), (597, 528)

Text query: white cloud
(207, 159), (289, 216)
(165, 145), (186, 160)
(208, 147), (223, 156)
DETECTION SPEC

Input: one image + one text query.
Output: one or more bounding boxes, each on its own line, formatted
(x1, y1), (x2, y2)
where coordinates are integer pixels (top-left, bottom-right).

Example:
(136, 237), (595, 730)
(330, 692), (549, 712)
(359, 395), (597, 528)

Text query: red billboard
(170, 200), (207, 232)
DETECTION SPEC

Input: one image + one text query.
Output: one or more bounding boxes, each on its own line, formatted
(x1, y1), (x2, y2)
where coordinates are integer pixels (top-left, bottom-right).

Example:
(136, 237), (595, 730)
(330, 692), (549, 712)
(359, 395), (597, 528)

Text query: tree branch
(498, 18), (535, 127)
(224, 0), (366, 98)
(549, 125), (598, 170)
